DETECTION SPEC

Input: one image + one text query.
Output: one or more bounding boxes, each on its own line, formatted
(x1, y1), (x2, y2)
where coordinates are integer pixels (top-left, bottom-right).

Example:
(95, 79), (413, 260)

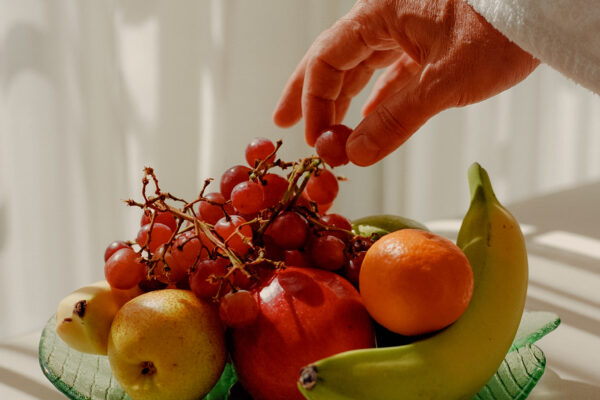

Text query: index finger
(273, 52), (310, 128)
(302, 18), (375, 145)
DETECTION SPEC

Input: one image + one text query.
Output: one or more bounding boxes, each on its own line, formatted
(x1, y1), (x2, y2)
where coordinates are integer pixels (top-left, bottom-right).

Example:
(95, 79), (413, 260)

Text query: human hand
(273, 0), (539, 166)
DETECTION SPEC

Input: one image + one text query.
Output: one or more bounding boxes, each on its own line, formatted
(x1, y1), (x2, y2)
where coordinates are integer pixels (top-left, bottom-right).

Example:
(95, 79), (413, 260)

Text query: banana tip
(299, 364), (318, 390)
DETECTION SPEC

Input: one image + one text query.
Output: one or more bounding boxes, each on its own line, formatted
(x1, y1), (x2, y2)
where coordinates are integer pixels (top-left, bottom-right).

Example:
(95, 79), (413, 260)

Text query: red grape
(136, 223), (173, 252)
(263, 236), (285, 261)
(220, 165), (251, 200)
(149, 245), (173, 283)
(162, 232), (208, 282)
(189, 258), (230, 299)
(319, 213), (352, 240)
(105, 248), (147, 289)
(153, 259), (186, 284)
(296, 192), (312, 209)
(245, 137), (276, 167)
(310, 234), (346, 271)
(175, 231), (207, 263)
(140, 210), (177, 232)
(219, 290), (259, 328)
(138, 276), (168, 292)
(229, 266), (254, 290)
(175, 277), (191, 290)
(198, 230), (217, 252)
(316, 201), (333, 214)
(198, 192), (234, 224)
(284, 250), (312, 269)
(104, 240), (130, 262)
(343, 251), (366, 286)
(214, 215), (253, 255)
(261, 173), (289, 208)
(320, 213), (352, 231)
(305, 169), (338, 205)
(315, 125), (352, 167)
(265, 212), (308, 250)
(231, 180), (265, 215)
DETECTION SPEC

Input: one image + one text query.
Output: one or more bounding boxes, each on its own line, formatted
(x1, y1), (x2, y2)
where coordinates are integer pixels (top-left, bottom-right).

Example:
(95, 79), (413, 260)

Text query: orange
(359, 229), (474, 336)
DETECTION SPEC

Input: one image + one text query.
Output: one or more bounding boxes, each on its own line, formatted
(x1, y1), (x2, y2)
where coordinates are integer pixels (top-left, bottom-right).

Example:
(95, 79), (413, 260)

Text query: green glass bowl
(39, 310), (559, 400)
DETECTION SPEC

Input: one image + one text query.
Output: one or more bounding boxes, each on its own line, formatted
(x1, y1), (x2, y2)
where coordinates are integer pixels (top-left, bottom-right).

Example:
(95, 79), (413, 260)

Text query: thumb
(346, 79), (445, 166)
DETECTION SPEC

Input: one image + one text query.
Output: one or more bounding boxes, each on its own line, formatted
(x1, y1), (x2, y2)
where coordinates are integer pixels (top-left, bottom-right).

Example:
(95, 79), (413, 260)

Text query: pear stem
(140, 361), (157, 376)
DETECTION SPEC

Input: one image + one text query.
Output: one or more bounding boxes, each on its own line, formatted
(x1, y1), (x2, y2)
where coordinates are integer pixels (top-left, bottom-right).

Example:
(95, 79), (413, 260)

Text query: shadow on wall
(1, 23), (54, 89)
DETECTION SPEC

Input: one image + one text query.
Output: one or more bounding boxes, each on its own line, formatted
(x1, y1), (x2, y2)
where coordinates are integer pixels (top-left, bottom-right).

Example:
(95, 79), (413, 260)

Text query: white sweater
(465, 0), (600, 94)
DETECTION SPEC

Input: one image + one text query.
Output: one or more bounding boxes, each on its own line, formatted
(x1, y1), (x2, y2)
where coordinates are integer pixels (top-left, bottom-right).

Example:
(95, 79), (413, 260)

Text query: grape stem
(124, 145), (357, 299)
(305, 215), (355, 239)
(250, 139), (284, 178)
(128, 189), (244, 268)
(255, 157), (321, 239)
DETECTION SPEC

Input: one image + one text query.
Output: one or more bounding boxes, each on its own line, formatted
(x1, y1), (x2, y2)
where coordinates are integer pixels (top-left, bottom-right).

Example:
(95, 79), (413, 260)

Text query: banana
(352, 214), (428, 240)
(55, 280), (141, 355)
(298, 163), (529, 400)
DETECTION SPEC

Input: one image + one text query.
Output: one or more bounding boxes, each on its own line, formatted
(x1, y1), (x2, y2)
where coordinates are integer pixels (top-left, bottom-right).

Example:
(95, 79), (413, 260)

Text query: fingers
(346, 76), (444, 166)
(274, 18), (373, 140)
(274, 7), (402, 145)
(362, 53), (420, 116)
(345, 0), (538, 167)
(334, 64), (374, 125)
(273, 53), (310, 128)
(302, 57), (346, 145)
(335, 50), (402, 124)
(276, 0), (540, 166)
(273, 20), (373, 141)
(301, 18), (376, 145)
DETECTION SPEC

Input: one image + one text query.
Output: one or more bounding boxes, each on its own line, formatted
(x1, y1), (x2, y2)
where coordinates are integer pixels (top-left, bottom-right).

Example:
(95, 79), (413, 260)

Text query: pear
(107, 289), (226, 400)
(55, 280), (140, 355)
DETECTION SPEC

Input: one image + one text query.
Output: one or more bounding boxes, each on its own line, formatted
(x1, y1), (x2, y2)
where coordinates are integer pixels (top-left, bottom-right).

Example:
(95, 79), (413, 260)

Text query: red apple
(228, 267), (375, 400)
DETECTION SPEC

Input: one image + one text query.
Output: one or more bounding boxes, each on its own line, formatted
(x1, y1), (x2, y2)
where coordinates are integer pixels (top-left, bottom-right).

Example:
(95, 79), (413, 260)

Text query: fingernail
(346, 134), (381, 166)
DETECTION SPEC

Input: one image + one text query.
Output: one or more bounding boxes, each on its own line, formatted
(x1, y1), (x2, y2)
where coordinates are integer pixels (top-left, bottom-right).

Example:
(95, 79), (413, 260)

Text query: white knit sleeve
(465, 0), (600, 94)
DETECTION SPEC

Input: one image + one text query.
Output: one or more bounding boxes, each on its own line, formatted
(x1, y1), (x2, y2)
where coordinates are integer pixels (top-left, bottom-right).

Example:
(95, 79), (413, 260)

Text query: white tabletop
(509, 181), (600, 398)
(1, 182), (599, 399)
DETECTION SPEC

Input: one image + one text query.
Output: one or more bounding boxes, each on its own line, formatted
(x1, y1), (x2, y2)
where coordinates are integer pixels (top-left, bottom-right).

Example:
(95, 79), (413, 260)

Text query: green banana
(298, 163), (528, 400)
(352, 214), (429, 240)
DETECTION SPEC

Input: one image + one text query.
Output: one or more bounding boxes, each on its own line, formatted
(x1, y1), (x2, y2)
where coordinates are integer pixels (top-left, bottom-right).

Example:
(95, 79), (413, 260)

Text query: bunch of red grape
(103, 129), (371, 328)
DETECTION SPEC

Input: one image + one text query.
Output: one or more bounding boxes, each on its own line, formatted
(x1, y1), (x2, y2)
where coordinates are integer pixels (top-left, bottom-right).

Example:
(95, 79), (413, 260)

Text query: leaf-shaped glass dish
(39, 310), (559, 400)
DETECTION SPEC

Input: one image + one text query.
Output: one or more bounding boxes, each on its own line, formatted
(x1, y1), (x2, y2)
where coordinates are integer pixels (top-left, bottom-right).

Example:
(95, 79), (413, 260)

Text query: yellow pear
(107, 289), (226, 400)
(55, 280), (141, 355)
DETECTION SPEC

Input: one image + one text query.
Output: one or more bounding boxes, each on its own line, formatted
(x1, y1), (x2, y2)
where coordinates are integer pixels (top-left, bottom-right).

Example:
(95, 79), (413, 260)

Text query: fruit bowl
(39, 310), (560, 400)
(43, 151), (560, 400)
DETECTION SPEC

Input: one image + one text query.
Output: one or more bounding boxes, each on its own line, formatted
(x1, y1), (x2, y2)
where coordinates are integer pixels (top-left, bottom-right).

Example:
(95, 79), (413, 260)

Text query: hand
(273, 0), (539, 166)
